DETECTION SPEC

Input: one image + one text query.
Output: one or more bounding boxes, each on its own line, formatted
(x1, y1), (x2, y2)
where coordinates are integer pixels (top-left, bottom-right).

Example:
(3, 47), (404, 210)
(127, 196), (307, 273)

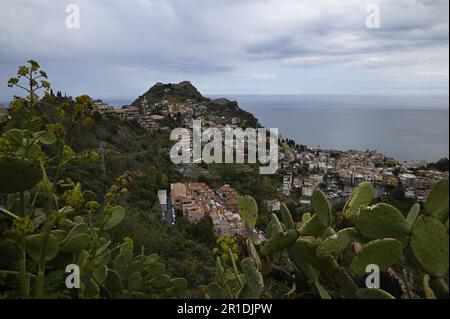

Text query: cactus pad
(237, 196), (258, 229)
(343, 182), (374, 219)
(356, 288), (395, 299)
(312, 189), (332, 225)
(349, 239), (403, 277)
(60, 233), (91, 253)
(25, 234), (59, 262)
(406, 204), (420, 226)
(425, 180), (449, 223)
(294, 237), (339, 275)
(317, 228), (357, 258)
(93, 265), (108, 284)
(127, 272), (143, 291)
(410, 215), (449, 276)
(207, 283), (224, 299)
(240, 257), (264, 298)
(103, 206), (125, 231)
(357, 203), (410, 240)
(299, 214), (327, 237)
(280, 203), (295, 230)
(260, 230), (298, 256)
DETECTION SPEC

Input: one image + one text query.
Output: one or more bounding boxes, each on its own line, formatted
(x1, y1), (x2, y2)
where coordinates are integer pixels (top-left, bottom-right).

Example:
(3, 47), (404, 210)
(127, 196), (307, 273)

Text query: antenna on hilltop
(141, 96), (148, 116)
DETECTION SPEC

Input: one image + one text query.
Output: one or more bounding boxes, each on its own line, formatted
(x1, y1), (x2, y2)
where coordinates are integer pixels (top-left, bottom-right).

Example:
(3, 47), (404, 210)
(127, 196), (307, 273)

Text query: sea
(105, 95), (449, 163)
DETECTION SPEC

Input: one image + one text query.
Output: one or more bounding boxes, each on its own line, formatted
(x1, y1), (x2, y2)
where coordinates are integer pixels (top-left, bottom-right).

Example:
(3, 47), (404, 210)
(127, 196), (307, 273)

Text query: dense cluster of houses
(278, 144), (448, 205)
(91, 98), (448, 216)
(92, 98), (242, 134)
(168, 183), (246, 237)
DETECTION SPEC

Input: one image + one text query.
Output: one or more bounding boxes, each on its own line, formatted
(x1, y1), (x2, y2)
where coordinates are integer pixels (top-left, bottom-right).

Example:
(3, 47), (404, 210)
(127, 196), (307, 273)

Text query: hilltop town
(82, 82), (450, 239)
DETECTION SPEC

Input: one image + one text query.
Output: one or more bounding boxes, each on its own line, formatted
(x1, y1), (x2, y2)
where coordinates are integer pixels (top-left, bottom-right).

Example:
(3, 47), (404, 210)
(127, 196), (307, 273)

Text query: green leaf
(144, 254), (159, 265)
(60, 233), (91, 253)
(293, 237), (339, 275)
(260, 230), (298, 256)
(422, 274), (436, 299)
(104, 206), (125, 231)
(168, 277), (188, 290)
(128, 272), (143, 292)
(280, 203), (295, 230)
(356, 203), (410, 241)
(299, 214), (327, 237)
(302, 213), (311, 223)
(82, 190), (97, 202)
(95, 240), (111, 257)
(33, 131), (57, 145)
(356, 288), (395, 299)
(406, 204), (420, 226)
(86, 278), (100, 298)
(5, 129), (24, 143)
(410, 215), (449, 276)
(125, 260), (143, 278)
(317, 228), (357, 257)
(0, 157), (42, 193)
(104, 268), (123, 293)
(343, 182), (374, 219)
(63, 223), (89, 243)
(146, 262), (166, 277)
(349, 239), (403, 277)
(50, 230), (67, 242)
(237, 196), (258, 229)
(25, 234), (59, 262)
(93, 265), (108, 284)
(240, 257), (264, 298)
(425, 180), (449, 223)
(315, 281), (332, 299)
(113, 253), (128, 277)
(312, 189), (332, 225)
(166, 278), (188, 296)
(207, 283), (224, 299)
(149, 275), (170, 289)
(246, 239), (262, 270)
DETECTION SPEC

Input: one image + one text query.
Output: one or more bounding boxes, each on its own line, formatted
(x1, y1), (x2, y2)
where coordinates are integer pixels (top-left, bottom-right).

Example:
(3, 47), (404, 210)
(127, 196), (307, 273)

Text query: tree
(7, 60), (51, 111)
(194, 215), (216, 247)
(428, 158), (449, 172)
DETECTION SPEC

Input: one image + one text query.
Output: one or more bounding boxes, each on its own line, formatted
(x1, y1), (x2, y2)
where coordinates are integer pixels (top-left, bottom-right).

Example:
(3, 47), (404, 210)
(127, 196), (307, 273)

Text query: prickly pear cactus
(410, 215), (449, 276)
(349, 239), (403, 277)
(316, 228), (357, 258)
(343, 182), (374, 219)
(299, 214), (327, 236)
(356, 203), (410, 241)
(424, 180), (449, 223)
(312, 189), (332, 225)
(237, 196), (258, 229)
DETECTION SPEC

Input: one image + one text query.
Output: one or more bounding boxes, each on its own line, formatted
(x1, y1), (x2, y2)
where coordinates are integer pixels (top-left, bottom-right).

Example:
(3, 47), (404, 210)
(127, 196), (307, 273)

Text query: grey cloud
(0, 0), (448, 99)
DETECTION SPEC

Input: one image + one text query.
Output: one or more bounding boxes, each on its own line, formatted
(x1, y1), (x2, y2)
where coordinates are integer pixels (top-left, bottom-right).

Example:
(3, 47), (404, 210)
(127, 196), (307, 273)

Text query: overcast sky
(0, 0), (448, 102)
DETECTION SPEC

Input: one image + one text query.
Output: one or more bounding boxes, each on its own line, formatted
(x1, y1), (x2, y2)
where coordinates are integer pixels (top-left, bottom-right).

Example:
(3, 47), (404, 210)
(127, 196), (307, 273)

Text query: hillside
(131, 81), (260, 128)
(133, 81), (206, 105)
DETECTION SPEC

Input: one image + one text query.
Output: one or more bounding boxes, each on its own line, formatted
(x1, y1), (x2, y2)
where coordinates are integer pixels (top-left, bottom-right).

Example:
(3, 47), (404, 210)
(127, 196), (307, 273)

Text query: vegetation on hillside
(1, 61), (448, 299)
